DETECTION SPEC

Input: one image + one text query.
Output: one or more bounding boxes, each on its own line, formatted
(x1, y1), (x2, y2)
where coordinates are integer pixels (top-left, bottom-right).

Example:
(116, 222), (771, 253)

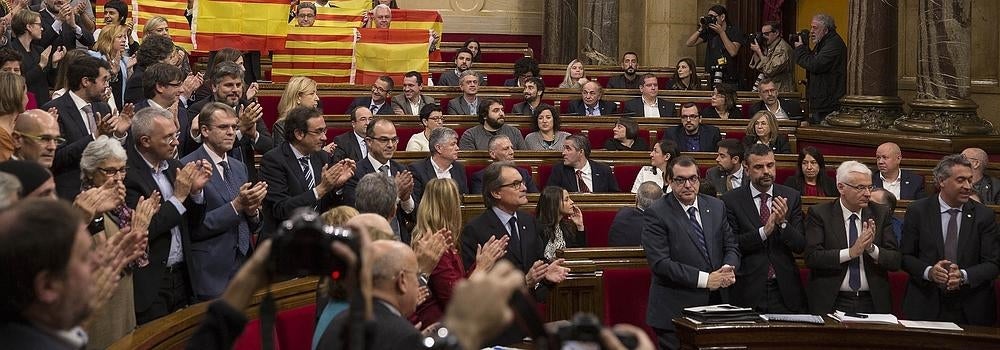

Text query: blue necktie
(221, 161), (250, 255)
(299, 156), (315, 190)
(848, 214), (861, 291)
(687, 207), (709, 262)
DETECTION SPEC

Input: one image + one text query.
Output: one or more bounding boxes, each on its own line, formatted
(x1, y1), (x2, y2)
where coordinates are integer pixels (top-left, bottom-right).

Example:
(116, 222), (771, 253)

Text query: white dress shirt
(879, 169), (902, 200)
(837, 201), (880, 292)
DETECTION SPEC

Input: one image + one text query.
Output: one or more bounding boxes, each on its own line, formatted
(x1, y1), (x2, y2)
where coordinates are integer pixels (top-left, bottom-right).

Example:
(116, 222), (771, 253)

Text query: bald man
(872, 142), (925, 200)
(317, 240), (423, 349)
(11, 110), (60, 169)
(962, 148), (999, 205)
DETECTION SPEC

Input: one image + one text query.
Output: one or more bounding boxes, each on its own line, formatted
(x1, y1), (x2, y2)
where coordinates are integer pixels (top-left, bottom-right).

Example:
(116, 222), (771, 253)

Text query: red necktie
(759, 193), (776, 279)
(576, 170), (591, 193)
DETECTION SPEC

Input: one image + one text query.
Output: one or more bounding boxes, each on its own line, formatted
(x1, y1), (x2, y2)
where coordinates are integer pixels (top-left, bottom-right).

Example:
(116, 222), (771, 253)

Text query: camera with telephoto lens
(709, 64), (727, 87)
(748, 32), (767, 49)
(556, 313), (638, 350)
(699, 14), (717, 28)
(789, 29), (809, 45)
(268, 208), (359, 277)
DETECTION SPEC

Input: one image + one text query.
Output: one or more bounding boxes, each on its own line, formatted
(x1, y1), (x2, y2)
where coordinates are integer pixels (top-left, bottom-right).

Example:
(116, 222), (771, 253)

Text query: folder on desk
(829, 311), (899, 325)
(683, 304), (761, 323)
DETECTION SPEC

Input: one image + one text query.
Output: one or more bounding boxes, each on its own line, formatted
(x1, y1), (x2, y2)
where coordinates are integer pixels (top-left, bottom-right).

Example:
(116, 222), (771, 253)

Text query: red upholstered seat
(322, 96), (357, 115)
(327, 127), (351, 140)
(258, 95), (280, 127)
(588, 128), (614, 149)
(233, 304), (316, 350)
(536, 163), (554, 189)
(602, 268), (654, 342)
(888, 271), (908, 318)
(775, 166), (796, 184)
(396, 126), (424, 149)
(233, 319), (268, 350)
(611, 165), (642, 192)
(724, 131), (745, 141)
(582, 209), (618, 247)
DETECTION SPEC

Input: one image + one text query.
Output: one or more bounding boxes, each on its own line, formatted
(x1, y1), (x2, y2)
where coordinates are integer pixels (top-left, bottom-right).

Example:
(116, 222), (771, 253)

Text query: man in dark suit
(662, 103), (722, 153)
(793, 13), (846, 124)
(345, 75), (394, 115)
(344, 118), (417, 242)
(260, 106), (355, 236)
(36, 0), (95, 51)
(409, 127), (468, 202)
(126, 107), (211, 324)
(722, 144), (806, 313)
(622, 74), (675, 117)
(567, 81), (618, 116)
(804, 160), (901, 316)
(873, 142), (925, 200)
(510, 77), (544, 116)
(642, 155), (739, 350)
(470, 134), (538, 194)
(180, 102), (265, 301)
(437, 48), (480, 87)
(186, 62), (273, 180)
(747, 79), (804, 120)
(45, 55), (119, 200)
(547, 134), (619, 193)
(705, 138), (747, 195)
(136, 63), (194, 156)
(606, 52), (641, 89)
(390, 71), (436, 115)
(125, 34), (174, 104)
(608, 181), (662, 246)
(901, 155), (999, 326)
(332, 106), (372, 163)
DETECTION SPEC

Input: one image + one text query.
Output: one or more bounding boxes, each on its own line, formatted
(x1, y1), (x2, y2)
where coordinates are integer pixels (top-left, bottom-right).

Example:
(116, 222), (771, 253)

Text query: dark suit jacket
(0, 320), (78, 350)
(446, 96), (479, 115)
(44, 92), (112, 199)
(662, 125), (722, 153)
(900, 196), (999, 325)
(608, 206), (645, 246)
(7, 39), (53, 106)
(135, 99), (196, 157)
(566, 99), (618, 116)
(604, 138), (649, 151)
(803, 199), (901, 315)
(260, 143), (341, 236)
(546, 160), (620, 193)
(705, 166), (748, 196)
(390, 94), (436, 115)
(748, 100), (804, 120)
(783, 174), (839, 197)
(186, 97), (274, 180)
(642, 193), (740, 330)
(37, 8), (94, 52)
(124, 65), (146, 104)
(181, 146), (261, 300)
(125, 147), (205, 312)
(332, 131), (366, 163)
(872, 169), (926, 200)
(722, 184), (806, 312)
(408, 157), (469, 203)
(317, 298), (422, 350)
(460, 208), (543, 275)
(470, 166), (538, 194)
(742, 134), (793, 154)
(346, 96), (393, 115)
(622, 97), (675, 117)
(511, 101), (539, 116)
(345, 157), (414, 242)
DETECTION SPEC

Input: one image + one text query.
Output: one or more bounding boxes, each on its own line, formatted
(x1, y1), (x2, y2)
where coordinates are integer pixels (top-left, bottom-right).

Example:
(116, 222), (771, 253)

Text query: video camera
(268, 208), (359, 277)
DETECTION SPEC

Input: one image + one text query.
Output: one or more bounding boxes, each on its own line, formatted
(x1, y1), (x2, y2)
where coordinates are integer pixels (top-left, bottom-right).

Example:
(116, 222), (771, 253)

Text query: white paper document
(899, 320), (964, 331)
(829, 311), (899, 324)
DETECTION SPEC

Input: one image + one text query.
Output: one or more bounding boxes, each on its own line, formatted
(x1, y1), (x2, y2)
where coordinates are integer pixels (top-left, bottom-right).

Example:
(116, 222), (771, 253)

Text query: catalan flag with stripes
(193, 0), (290, 51)
(329, 0), (372, 9)
(352, 28), (429, 85)
(312, 6), (367, 28)
(271, 26), (355, 84)
(132, 0), (195, 51)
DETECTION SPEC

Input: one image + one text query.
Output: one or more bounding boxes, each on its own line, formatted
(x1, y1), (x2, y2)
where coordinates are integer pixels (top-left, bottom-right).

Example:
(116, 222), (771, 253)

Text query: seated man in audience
(606, 51), (641, 89)
(662, 102), (722, 153)
(804, 160), (900, 316)
(391, 71), (437, 115)
(504, 56), (539, 87)
(0, 160), (56, 198)
(294, 1), (316, 27)
(873, 142), (925, 200)
(901, 154), (999, 326)
(138, 63), (194, 155)
(747, 78), (803, 120)
(347, 75), (395, 115)
(471, 134), (538, 194)
(623, 73), (674, 117)
(706, 139), (747, 195)
(608, 180), (662, 246)
(869, 188), (903, 243)
(11, 109), (59, 168)
(409, 127), (468, 202)
(567, 80), (617, 116)
(437, 48), (483, 86)
(353, 173), (407, 242)
(333, 106), (373, 163)
(344, 117), (417, 242)
(547, 134), (619, 193)
(446, 70), (482, 115)
(961, 147), (999, 205)
(511, 77), (544, 116)
(459, 97), (526, 150)
(261, 106), (355, 235)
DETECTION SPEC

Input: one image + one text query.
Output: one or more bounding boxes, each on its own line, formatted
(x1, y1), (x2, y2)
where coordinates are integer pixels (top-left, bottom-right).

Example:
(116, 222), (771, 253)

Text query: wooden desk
(674, 317), (1000, 350)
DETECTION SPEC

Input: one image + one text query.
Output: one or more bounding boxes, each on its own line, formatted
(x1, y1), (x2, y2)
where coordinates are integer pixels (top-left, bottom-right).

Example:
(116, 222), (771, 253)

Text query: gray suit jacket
(446, 96), (479, 115)
(390, 94), (437, 115)
(705, 166), (748, 196)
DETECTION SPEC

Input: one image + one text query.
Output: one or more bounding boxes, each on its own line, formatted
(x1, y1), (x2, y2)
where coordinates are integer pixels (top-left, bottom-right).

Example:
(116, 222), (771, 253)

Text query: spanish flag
(134, 0), (194, 51)
(271, 26), (355, 84)
(329, 0), (372, 9)
(352, 28), (429, 85)
(193, 0), (290, 51)
(313, 7), (367, 28)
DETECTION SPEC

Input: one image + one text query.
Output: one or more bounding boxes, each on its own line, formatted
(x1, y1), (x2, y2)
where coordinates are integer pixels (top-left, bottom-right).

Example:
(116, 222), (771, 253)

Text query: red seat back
(536, 164), (554, 189)
(233, 304), (317, 350)
(611, 165), (642, 192)
(582, 209), (618, 247)
(396, 126), (423, 149)
(602, 268), (654, 342)
(775, 166), (796, 185)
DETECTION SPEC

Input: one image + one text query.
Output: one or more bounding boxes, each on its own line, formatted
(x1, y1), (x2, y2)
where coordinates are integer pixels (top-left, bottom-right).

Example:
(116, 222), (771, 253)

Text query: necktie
(508, 216), (523, 261)
(726, 174), (735, 191)
(687, 207), (709, 261)
(222, 160), (251, 255)
(588, 106), (597, 116)
(576, 170), (591, 193)
(944, 208), (960, 262)
(359, 137), (368, 159)
(759, 193), (776, 279)
(82, 104), (97, 136)
(299, 156), (315, 190)
(380, 164), (390, 177)
(369, 103), (379, 114)
(219, 160), (235, 194)
(848, 214), (861, 292)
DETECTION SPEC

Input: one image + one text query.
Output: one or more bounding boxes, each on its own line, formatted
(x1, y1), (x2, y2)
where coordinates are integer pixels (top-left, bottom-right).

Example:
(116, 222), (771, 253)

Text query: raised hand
(474, 234), (508, 274)
(237, 182), (267, 215)
(189, 159), (214, 193)
(395, 170), (414, 200)
(413, 228), (447, 274)
(96, 112), (119, 137)
(181, 73), (203, 100)
(73, 178), (125, 219)
(930, 260), (951, 286)
(568, 205), (585, 230)
(246, 82), (259, 101)
(238, 102), (263, 138)
(525, 260), (547, 289)
(707, 265), (736, 290)
(132, 191), (162, 235)
(172, 162), (198, 202)
(849, 222), (875, 258)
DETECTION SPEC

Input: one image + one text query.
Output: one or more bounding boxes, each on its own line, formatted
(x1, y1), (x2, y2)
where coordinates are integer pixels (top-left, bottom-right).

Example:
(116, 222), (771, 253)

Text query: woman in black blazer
(783, 146), (839, 197)
(604, 117), (649, 151)
(535, 186), (587, 260)
(742, 110), (792, 154)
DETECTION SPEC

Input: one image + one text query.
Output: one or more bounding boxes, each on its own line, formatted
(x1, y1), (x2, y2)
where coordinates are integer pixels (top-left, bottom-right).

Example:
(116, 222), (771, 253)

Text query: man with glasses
(749, 22), (793, 92)
(294, 1), (317, 27)
(180, 102), (266, 301)
(409, 127), (468, 204)
(347, 75), (395, 115)
(961, 147), (999, 204)
(803, 160), (900, 317)
(446, 70), (482, 115)
(137, 63), (195, 155)
(344, 117), (416, 242)
(662, 102), (721, 152)
(748, 78), (803, 121)
(623, 74), (674, 117)
(642, 155), (739, 350)
(567, 80), (617, 116)
(391, 71), (436, 115)
(11, 109), (61, 168)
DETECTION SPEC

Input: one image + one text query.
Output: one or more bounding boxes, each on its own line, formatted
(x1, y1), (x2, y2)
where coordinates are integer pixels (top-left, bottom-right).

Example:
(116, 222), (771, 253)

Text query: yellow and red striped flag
(194, 0), (290, 51)
(132, 0), (195, 51)
(271, 26), (355, 84)
(352, 28), (429, 85)
(329, 0), (372, 9)
(312, 6), (367, 28)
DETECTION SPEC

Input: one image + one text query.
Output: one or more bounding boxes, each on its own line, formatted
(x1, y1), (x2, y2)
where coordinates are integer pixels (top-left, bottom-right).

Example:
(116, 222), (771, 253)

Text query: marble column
(827, 0), (905, 129)
(543, 0), (579, 64)
(894, 0), (994, 135)
(577, 0), (619, 65)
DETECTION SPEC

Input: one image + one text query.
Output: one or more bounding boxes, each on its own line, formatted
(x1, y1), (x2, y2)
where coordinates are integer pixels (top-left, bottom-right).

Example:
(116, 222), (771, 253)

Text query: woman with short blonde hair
(272, 76), (320, 146)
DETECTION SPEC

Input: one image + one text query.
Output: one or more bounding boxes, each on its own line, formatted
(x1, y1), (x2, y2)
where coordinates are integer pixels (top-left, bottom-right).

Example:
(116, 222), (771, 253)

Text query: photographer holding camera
(685, 4), (743, 87)
(749, 21), (794, 92)
(792, 13), (847, 125)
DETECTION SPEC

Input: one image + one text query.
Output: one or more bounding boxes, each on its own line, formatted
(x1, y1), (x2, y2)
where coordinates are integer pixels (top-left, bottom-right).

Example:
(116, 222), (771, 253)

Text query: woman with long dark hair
(783, 146), (838, 196)
(702, 83), (740, 119)
(536, 186), (586, 260)
(667, 57), (703, 90)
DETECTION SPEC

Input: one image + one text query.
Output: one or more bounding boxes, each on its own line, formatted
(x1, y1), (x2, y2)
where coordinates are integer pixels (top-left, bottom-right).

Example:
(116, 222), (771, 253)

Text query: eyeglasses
(680, 115), (700, 120)
(166, 81), (183, 87)
(211, 124), (239, 131)
(499, 180), (525, 189)
(370, 136), (400, 144)
(18, 132), (65, 145)
(427, 116), (444, 122)
(297, 13), (316, 19)
(96, 166), (128, 176)
(372, 85), (388, 94)
(842, 183), (874, 192)
(671, 175), (700, 185)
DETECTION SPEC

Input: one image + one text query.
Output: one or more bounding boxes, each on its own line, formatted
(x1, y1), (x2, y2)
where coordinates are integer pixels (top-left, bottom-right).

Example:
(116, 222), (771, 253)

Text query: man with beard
(546, 134), (619, 193)
(706, 139), (747, 195)
(662, 102), (721, 152)
(187, 62), (273, 180)
(749, 22), (794, 92)
(470, 134), (538, 194)
(721, 144), (806, 313)
(347, 75), (395, 115)
(391, 71), (436, 115)
(793, 13), (846, 124)
(511, 77), (544, 116)
(607, 52), (641, 89)
(567, 81), (618, 116)
(446, 70), (482, 115)
(459, 98), (525, 150)
(623, 74), (675, 117)
(11, 109), (59, 168)
(747, 78), (803, 120)
(437, 48), (483, 86)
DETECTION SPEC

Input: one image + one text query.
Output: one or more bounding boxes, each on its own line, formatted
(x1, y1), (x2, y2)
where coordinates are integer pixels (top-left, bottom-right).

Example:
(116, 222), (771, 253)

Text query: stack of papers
(828, 311), (899, 324)
(762, 314), (826, 324)
(899, 320), (963, 331)
(683, 304), (761, 323)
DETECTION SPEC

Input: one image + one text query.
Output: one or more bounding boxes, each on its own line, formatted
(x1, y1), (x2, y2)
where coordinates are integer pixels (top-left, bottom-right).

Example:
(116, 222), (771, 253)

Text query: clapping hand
(395, 170), (414, 201)
(707, 264), (735, 290)
(413, 228), (447, 274)
(473, 234), (508, 276)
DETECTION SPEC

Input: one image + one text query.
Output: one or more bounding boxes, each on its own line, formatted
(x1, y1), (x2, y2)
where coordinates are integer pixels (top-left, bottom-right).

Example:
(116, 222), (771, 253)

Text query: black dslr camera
(556, 313), (638, 350)
(748, 32), (767, 49)
(699, 14), (717, 28)
(789, 29), (809, 45)
(268, 208), (359, 277)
